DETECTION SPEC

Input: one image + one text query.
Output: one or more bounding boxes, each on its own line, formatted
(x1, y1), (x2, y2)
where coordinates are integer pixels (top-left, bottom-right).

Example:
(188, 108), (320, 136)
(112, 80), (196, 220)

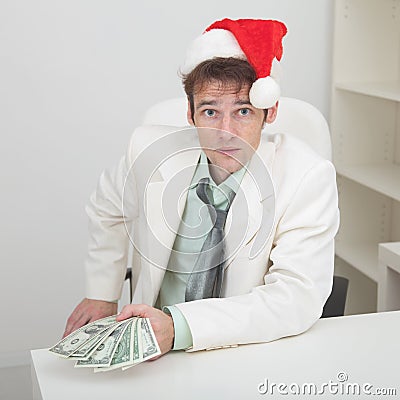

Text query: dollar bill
(49, 315), (118, 358)
(49, 315), (162, 372)
(68, 324), (118, 360)
(121, 317), (143, 371)
(75, 319), (131, 368)
(94, 318), (136, 372)
(141, 318), (161, 361)
(133, 318), (143, 364)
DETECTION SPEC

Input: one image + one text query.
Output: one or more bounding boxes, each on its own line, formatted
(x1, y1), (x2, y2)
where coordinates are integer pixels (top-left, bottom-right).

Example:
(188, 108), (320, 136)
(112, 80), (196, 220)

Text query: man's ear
(187, 99), (195, 126)
(265, 101), (279, 124)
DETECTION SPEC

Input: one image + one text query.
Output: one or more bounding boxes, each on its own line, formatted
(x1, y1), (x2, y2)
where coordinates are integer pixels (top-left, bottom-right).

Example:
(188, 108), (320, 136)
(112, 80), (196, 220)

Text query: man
(63, 19), (339, 357)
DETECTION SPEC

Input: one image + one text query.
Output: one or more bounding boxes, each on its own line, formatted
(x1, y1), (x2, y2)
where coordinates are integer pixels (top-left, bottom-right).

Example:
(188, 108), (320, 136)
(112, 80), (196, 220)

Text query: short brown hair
(181, 57), (267, 120)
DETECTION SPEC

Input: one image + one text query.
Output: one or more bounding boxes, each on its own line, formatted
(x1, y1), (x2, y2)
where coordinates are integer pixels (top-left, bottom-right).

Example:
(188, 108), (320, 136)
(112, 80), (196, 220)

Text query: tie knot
(196, 177), (235, 229)
(196, 177), (235, 209)
(196, 177), (213, 205)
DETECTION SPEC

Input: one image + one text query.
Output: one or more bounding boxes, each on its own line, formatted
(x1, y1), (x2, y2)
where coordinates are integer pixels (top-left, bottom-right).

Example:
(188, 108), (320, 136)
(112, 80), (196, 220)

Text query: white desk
(378, 242), (400, 311)
(31, 311), (400, 400)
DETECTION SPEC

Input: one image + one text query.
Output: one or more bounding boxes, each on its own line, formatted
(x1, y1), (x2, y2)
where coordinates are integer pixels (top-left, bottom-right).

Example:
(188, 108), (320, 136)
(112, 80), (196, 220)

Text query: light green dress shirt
(158, 151), (246, 350)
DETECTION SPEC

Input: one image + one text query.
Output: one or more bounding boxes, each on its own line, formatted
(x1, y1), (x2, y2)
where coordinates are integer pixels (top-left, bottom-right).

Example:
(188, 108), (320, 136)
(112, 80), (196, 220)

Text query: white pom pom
(249, 77), (280, 109)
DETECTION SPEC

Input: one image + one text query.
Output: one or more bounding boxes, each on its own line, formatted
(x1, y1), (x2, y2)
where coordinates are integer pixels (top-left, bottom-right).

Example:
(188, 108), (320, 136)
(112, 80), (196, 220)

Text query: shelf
(379, 242), (400, 274)
(332, 0), (400, 315)
(335, 241), (378, 282)
(335, 81), (400, 102)
(336, 163), (400, 202)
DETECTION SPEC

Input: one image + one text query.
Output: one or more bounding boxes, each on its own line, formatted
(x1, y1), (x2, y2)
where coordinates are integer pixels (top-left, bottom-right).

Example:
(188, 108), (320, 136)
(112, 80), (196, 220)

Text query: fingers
(63, 300), (92, 338)
(62, 298), (118, 338)
(115, 304), (174, 357)
(116, 304), (150, 321)
(63, 309), (90, 338)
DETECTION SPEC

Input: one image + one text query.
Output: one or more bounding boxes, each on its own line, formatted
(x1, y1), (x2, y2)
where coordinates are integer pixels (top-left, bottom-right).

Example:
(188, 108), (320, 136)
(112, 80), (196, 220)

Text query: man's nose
(218, 114), (234, 135)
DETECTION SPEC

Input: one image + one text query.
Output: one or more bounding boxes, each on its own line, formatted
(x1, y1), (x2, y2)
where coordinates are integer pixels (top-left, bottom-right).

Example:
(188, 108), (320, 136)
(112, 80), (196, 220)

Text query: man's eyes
(239, 108), (250, 116)
(204, 109), (216, 117)
(201, 108), (251, 117)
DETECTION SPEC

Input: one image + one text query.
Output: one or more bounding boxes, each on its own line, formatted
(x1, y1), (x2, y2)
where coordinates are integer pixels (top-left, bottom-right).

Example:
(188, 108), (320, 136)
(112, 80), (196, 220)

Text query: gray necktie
(185, 177), (235, 302)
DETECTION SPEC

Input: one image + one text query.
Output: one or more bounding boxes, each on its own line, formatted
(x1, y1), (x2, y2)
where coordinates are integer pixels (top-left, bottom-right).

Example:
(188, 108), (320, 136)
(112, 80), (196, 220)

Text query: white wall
(0, 0), (333, 364)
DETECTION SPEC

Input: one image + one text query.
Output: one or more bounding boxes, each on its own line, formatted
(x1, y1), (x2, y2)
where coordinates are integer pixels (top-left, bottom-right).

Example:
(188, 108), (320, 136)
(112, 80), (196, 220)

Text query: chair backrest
(142, 96), (332, 160)
(321, 276), (349, 318)
(140, 96), (346, 316)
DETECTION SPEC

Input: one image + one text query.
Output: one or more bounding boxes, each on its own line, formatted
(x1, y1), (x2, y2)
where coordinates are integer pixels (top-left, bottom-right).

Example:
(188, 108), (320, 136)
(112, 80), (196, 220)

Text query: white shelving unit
(378, 242), (400, 311)
(331, 0), (400, 314)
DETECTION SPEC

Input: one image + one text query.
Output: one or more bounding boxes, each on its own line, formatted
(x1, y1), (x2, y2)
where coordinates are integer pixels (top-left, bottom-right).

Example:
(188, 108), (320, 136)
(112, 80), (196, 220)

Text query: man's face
(188, 81), (277, 182)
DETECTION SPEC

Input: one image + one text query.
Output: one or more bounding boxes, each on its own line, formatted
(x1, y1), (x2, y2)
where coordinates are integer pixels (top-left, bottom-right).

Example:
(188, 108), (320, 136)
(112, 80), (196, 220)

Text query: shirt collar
(190, 151), (247, 195)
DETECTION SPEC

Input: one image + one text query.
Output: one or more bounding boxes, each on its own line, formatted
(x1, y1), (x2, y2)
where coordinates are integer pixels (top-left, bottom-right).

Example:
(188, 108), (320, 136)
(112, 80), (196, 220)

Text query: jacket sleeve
(175, 159), (340, 351)
(85, 135), (138, 301)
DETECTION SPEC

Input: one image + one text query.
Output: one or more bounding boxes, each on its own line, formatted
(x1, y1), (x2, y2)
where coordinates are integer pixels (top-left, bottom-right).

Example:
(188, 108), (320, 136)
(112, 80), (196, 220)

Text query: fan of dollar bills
(49, 315), (161, 372)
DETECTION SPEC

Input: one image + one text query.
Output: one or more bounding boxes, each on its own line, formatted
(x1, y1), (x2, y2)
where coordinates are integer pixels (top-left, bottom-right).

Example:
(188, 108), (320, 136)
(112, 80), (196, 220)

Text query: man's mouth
(216, 148), (240, 156)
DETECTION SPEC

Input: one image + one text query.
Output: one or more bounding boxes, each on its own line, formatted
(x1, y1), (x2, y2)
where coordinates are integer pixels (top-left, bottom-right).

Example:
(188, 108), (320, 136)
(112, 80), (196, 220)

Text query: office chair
(125, 96), (348, 317)
(321, 276), (349, 318)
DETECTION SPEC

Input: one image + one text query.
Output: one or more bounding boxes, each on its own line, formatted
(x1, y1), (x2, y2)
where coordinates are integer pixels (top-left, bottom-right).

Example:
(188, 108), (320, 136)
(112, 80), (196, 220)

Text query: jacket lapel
(140, 131), (276, 302)
(225, 138), (276, 265)
(144, 136), (201, 302)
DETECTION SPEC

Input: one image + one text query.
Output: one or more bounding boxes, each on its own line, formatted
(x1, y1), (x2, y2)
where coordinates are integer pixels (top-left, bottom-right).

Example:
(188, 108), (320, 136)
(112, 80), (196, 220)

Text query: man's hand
(116, 304), (174, 358)
(63, 298), (118, 338)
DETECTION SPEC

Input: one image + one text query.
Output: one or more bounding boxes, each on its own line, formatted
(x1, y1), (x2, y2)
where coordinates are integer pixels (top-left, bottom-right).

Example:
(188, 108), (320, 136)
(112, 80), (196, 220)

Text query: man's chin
(213, 159), (245, 175)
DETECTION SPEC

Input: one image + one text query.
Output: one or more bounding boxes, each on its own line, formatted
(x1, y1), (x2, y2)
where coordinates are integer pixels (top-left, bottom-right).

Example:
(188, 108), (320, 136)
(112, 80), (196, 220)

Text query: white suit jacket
(85, 125), (340, 351)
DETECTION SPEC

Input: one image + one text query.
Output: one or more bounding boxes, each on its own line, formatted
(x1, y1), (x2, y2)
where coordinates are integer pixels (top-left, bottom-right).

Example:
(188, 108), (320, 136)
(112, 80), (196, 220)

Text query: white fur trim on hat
(182, 29), (283, 109)
(181, 29), (246, 74)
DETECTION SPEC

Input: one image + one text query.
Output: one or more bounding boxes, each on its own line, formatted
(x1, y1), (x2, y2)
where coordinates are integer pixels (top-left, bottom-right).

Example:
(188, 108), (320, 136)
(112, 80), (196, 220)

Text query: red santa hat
(181, 18), (287, 109)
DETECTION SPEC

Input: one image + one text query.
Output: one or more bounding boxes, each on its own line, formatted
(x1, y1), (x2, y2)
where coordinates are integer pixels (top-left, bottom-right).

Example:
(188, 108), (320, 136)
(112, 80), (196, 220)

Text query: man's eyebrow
(195, 99), (252, 108)
(196, 100), (218, 108)
(235, 99), (252, 106)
